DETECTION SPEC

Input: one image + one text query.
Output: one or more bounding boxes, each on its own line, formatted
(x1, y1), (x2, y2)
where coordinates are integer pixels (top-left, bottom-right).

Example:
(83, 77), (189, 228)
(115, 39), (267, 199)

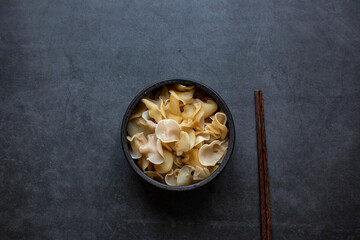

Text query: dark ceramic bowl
(121, 79), (235, 191)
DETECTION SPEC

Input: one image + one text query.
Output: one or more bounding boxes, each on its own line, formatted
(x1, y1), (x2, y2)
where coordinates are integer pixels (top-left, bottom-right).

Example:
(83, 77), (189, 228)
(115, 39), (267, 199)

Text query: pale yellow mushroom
(141, 98), (166, 123)
(174, 156), (184, 168)
(127, 118), (145, 137)
(194, 131), (211, 147)
(161, 142), (173, 151)
(201, 99), (218, 119)
(174, 129), (196, 156)
(217, 140), (229, 164)
(182, 99), (202, 121)
(136, 110), (157, 131)
(193, 166), (211, 181)
(177, 165), (195, 186)
(139, 134), (164, 164)
(126, 132), (147, 159)
(180, 111), (204, 130)
(137, 157), (150, 171)
(169, 88), (195, 105)
(154, 149), (174, 174)
(155, 119), (181, 143)
(165, 94), (182, 123)
(205, 112), (228, 140)
(182, 149), (204, 168)
(165, 169), (180, 186)
(180, 119), (194, 129)
(199, 140), (228, 166)
(193, 110), (205, 130)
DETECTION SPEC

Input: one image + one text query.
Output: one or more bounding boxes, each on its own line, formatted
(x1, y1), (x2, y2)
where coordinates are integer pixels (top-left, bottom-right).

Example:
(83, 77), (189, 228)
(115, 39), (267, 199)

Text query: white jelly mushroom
(126, 132), (147, 159)
(155, 119), (181, 143)
(182, 149), (203, 168)
(127, 118), (145, 137)
(141, 98), (166, 123)
(201, 99), (218, 119)
(139, 134), (164, 164)
(199, 140), (228, 166)
(169, 89), (194, 105)
(137, 110), (157, 130)
(177, 165), (195, 186)
(194, 131), (210, 147)
(165, 169), (180, 186)
(174, 156), (184, 168)
(175, 129), (195, 156)
(193, 166), (211, 181)
(154, 149), (174, 174)
(205, 112), (228, 140)
(137, 157), (150, 171)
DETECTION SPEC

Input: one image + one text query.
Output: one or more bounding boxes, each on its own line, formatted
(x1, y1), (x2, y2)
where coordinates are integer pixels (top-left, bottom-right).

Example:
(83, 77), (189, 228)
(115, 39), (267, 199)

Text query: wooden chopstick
(255, 90), (272, 240)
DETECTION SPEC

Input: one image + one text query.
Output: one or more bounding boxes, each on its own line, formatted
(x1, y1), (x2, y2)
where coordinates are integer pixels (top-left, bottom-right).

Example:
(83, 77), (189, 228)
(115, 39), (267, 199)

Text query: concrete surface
(0, 0), (359, 239)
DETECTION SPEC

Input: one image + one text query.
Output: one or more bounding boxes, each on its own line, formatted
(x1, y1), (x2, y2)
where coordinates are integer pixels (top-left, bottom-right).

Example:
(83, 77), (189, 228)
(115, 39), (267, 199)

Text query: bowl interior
(121, 79), (235, 191)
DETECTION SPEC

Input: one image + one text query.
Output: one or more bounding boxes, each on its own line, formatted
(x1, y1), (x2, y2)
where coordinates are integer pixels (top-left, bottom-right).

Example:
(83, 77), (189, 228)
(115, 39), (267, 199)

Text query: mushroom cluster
(127, 84), (229, 186)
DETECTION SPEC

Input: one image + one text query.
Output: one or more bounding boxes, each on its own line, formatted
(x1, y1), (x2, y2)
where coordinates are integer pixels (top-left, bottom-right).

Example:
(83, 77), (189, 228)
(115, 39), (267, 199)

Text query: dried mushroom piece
(165, 169), (180, 186)
(155, 119), (181, 143)
(205, 112), (228, 140)
(177, 165), (195, 186)
(193, 166), (211, 181)
(169, 88), (195, 105)
(137, 157), (150, 171)
(182, 149), (203, 168)
(139, 134), (164, 164)
(127, 132), (147, 159)
(141, 98), (166, 123)
(154, 149), (174, 174)
(174, 129), (196, 156)
(199, 140), (228, 166)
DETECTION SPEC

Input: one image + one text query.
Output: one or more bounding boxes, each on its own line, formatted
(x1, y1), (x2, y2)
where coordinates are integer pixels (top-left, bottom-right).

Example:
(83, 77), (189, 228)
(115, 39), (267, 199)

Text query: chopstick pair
(255, 90), (272, 240)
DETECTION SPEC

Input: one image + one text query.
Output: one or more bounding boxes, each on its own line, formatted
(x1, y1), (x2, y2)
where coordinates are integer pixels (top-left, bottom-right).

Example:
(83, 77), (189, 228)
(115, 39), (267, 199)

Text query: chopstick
(255, 90), (272, 240)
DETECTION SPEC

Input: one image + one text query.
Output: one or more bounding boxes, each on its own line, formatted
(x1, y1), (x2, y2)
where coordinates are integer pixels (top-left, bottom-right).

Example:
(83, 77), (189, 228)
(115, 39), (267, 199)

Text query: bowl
(121, 79), (235, 191)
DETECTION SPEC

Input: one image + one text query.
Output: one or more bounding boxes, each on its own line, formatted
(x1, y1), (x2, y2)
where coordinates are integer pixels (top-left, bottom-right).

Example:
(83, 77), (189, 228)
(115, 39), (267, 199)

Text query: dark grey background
(1, 0), (359, 239)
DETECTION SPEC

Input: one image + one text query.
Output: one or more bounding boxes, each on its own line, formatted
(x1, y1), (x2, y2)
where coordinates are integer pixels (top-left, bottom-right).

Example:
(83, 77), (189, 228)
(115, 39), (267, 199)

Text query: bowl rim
(121, 79), (235, 191)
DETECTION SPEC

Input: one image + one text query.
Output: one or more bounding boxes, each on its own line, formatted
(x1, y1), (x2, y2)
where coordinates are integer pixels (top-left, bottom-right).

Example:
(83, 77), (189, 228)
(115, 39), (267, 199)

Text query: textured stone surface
(1, 0), (359, 239)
